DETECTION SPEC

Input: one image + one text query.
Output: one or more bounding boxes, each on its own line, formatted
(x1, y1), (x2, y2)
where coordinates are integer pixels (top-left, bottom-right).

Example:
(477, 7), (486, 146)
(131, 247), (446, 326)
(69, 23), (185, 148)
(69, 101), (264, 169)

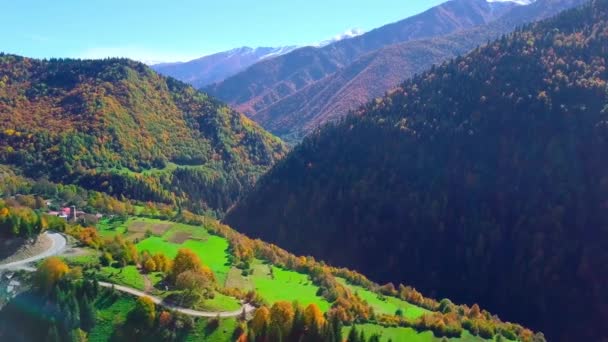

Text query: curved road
(0, 231), (254, 318)
(0, 232), (67, 271)
(98, 282), (256, 318)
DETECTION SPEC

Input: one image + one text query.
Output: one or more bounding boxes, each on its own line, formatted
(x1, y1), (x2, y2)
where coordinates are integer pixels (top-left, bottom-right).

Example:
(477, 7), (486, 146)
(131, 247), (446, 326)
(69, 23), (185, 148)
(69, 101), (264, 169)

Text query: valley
(0, 0), (605, 341)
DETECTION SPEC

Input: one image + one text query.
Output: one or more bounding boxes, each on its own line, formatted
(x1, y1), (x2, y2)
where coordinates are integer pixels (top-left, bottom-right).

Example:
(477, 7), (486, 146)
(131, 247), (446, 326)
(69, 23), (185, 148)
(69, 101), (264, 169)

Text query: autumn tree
(251, 306), (271, 336)
(153, 253), (171, 273)
(304, 303), (325, 331)
(128, 296), (156, 329)
(35, 257), (69, 292)
(270, 301), (294, 339)
(104, 235), (138, 266)
(143, 258), (157, 273)
(77, 227), (101, 248)
(169, 248), (202, 281)
(175, 269), (213, 293)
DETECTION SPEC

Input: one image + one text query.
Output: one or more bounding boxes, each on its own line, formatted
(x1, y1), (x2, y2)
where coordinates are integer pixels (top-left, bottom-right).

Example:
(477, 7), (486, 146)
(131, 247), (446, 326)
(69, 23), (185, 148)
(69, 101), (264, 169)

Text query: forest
(0, 168), (544, 341)
(225, 1), (608, 341)
(0, 56), (286, 215)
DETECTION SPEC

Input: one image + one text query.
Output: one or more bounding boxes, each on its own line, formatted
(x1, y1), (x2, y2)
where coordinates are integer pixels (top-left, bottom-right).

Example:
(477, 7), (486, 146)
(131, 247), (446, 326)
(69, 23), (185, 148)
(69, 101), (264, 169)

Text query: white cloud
(77, 46), (201, 65)
(311, 28), (365, 47)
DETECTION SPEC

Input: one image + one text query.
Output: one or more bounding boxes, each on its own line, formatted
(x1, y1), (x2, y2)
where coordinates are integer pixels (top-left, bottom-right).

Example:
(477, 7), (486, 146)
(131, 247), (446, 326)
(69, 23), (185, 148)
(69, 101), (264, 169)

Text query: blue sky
(2, 0), (446, 63)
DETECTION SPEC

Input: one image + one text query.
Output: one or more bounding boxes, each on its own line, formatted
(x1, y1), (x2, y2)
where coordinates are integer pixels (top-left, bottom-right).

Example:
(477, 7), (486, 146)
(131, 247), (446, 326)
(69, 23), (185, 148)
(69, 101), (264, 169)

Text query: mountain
(204, 0), (520, 125)
(0, 55), (287, 214)
(225, 1), (608, 341)
(151, 46), (297, 88)
(253, 0), (587, 142)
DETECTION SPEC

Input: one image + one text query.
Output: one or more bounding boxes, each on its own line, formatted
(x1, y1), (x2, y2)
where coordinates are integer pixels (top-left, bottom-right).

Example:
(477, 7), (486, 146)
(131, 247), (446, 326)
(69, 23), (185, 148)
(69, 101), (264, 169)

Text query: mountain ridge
(204, 0), (520, 122)
(255, 0), (586, 141)
(152, 46), (298, 88)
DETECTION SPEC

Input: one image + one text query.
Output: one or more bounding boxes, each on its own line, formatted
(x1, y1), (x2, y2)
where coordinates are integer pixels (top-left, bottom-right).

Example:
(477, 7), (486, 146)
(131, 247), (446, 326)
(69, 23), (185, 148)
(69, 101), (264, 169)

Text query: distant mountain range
(204, 0), (523, 141)
(250, 0), (584, 142)
(151, 46), (297, 88)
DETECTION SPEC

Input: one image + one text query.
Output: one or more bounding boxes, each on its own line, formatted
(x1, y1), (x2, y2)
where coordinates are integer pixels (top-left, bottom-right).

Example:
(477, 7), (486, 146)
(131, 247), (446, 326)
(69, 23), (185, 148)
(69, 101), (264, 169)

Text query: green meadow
(136, 234), (231, 285)
(225, 259), (331, 311)
(98, 265), (146, 290)
(337, 278), (429, 319)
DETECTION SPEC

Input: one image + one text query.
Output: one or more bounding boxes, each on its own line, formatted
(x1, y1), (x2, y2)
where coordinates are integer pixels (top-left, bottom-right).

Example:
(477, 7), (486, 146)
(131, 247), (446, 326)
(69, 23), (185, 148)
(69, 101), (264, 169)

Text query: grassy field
(136, 234), (231, 285)
(238, 260), (332, 311)
(97, 217), (199, 241)
(98, 265), (146, 290)
(96, 217), (129, 239)
(186, 318), (238, 342)
(337, 278), (429, 319)
(61, 251), (99, 266)
(197, 292), (241, 312)
(89, 293), (136, 341)
(224, 266), (254, 291)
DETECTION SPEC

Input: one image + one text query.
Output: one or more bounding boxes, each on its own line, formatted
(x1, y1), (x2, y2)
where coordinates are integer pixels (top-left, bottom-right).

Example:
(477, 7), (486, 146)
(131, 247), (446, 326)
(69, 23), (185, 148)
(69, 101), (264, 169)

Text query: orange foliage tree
(35, 257), (69, 292)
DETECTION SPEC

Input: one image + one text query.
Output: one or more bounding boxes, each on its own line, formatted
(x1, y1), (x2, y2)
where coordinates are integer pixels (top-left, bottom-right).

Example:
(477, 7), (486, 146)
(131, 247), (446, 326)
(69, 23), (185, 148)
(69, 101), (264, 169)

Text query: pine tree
(359, 330), (366, 342)
(347, 326), (359, 342)
(46, 322), (61, 342)
(290, 304), (305, 341)
(369, 334), (381, 342)
(330, 313), (342, 342)
(79, 294), (96, 332)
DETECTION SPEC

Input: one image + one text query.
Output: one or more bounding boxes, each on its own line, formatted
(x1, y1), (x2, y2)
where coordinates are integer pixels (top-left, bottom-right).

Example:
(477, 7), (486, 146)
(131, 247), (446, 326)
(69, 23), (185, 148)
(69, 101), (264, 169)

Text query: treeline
(178, 212), (540, 341)
(240, 302), (343, 342)
(0, 199), (66, 238)
(225, 1), (608, 341)
(0, 166), (175, 219)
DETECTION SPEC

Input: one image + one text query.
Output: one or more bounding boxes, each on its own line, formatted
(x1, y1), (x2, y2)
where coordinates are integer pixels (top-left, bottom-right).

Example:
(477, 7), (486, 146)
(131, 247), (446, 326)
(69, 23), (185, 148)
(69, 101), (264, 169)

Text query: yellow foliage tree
(170, 248), (205, 282)
(304, 303), (325, 330)
(270, 301), (295, 338)
(251, 306), (271, 333)
(143, 258), (157, 273)
(35, 257), (69, 292)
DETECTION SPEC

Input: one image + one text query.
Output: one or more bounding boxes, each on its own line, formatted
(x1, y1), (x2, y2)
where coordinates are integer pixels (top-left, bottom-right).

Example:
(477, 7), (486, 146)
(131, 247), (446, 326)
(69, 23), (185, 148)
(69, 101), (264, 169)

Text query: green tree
(128, 297), (156, 329)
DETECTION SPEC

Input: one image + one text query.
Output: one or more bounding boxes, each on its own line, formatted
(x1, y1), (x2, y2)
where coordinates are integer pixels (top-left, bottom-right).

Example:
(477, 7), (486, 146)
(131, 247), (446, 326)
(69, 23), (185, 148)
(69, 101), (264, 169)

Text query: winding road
(0, 231), (67, 271)
(0, 231), (255, 318)
(98, 282), (256, 318)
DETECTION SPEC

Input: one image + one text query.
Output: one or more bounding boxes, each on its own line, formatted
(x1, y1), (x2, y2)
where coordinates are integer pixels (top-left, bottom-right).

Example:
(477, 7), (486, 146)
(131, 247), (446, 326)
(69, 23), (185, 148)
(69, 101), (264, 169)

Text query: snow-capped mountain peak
(313, 28), (365, 47)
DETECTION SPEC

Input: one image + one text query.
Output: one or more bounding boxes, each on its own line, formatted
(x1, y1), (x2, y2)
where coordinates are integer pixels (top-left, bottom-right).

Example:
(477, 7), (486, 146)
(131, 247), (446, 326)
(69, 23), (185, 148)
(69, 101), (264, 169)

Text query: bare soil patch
(129, 221), (173, 235)
(0, 234), (52, 265)
(168, 231), (192, 244)
(127, 232), (146, 242)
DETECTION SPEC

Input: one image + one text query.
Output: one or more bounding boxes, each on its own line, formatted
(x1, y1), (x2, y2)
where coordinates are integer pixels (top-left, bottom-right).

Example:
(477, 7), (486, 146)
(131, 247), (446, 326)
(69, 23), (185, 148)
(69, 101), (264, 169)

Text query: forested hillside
(0, 172), (544, 342)
(226, 1), (608, 341)
(0, 56), (286, 215)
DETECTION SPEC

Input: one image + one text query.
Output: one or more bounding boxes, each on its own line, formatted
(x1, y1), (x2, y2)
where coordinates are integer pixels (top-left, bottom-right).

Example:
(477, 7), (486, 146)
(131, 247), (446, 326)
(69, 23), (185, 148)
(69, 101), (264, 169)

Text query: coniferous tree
(347, 326), (359, 342)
